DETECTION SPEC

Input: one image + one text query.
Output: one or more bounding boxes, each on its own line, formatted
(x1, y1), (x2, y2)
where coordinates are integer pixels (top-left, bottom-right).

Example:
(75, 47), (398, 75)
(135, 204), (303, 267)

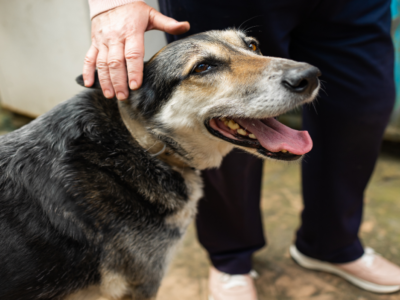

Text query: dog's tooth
(228, 120), (239, 130)
(249, 134), (256, 139)
(237, 128), (247, 136)
(281, 150), (288, 153)
(224, 118), (231, 124)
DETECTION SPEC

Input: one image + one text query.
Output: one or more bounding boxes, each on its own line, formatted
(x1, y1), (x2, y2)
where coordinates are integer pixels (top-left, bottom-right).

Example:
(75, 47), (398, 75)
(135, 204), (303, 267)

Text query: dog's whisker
(243, 25), (262, 33)
(238, 15), (262, 31)
(311, 101), (319, 115)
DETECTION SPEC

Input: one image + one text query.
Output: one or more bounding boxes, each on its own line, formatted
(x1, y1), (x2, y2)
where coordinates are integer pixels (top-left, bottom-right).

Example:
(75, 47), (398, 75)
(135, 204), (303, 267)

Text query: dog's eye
(248, 42), (257, 51)
(194, 64), (211, 73)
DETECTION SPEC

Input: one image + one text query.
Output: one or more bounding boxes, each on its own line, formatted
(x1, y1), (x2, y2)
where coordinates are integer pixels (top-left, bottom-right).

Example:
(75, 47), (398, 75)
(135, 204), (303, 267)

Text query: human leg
(287, 0), (400, 292)
(196, 149), (264, 275)
(289, 0), (395, 263)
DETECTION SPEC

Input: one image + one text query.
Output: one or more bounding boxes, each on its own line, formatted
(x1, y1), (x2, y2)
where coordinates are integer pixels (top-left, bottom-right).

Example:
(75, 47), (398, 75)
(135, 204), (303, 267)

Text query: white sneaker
(208, 267), (259, 300)
(290, 244), (400, 293)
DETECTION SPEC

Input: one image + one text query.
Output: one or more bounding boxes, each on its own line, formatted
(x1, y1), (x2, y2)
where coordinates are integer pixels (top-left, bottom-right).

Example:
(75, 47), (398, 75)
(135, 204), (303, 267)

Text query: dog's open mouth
(206, 117), (313, 161)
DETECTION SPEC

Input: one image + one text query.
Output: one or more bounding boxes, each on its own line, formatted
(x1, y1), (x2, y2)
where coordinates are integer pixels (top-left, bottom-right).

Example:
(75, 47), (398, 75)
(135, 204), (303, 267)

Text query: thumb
(148, 9), (190, 35)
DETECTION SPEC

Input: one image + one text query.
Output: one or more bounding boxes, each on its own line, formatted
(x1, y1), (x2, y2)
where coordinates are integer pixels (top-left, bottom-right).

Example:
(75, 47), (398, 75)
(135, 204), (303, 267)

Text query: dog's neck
(118, 102), (192, 170)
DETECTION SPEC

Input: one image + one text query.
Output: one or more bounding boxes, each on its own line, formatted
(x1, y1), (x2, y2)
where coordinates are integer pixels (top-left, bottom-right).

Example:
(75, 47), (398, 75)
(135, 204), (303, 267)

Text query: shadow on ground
(1, 104), (399, 300)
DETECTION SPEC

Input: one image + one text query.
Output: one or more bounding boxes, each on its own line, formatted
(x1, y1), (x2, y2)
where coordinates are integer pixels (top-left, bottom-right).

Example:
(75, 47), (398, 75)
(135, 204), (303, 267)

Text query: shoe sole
(290, 245), (400, 294)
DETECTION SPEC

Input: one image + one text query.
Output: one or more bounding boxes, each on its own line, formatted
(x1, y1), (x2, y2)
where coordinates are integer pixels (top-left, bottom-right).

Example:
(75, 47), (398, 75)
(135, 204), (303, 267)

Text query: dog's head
(78, 29), (320, 170)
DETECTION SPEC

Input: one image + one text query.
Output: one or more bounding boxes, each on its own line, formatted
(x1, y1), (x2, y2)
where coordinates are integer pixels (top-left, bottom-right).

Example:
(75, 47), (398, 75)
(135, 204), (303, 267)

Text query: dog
(0, 29), (320, 300)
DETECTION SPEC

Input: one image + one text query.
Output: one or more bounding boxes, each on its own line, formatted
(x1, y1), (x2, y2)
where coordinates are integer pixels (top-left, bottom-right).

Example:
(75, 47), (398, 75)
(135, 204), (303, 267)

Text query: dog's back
(0, 91), (189, 300)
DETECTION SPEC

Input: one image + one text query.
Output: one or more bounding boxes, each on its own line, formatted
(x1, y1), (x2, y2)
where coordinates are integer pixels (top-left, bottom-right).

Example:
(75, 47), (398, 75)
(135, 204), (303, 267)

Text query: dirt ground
(1, 105), (400, 300)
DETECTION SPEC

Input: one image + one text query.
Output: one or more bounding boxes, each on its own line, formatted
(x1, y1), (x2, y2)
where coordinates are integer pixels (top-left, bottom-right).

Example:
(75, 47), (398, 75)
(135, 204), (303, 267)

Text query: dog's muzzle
(205, 65), (321, 161)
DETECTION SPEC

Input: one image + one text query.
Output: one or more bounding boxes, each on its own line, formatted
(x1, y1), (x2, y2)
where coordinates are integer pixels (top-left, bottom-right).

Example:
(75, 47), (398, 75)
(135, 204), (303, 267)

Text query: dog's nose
(282, 66), (321, 93)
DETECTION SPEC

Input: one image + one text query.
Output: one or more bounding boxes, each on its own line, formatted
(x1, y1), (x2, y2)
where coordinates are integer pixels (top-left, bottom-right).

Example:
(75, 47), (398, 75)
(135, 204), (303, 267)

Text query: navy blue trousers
(159, 0), (395, 274)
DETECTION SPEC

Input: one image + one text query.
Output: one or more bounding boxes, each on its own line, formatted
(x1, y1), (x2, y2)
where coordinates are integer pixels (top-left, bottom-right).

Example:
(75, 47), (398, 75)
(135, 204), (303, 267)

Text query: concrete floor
(1, 105), (400, 300)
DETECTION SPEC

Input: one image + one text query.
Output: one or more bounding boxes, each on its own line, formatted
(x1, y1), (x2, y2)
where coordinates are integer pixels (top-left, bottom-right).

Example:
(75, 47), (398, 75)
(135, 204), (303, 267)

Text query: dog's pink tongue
(237, 118), (313, 155)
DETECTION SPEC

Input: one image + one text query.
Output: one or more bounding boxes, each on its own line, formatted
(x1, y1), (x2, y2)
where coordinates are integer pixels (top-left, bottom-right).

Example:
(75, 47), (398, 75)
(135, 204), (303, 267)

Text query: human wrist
(88, 0), (145, 19)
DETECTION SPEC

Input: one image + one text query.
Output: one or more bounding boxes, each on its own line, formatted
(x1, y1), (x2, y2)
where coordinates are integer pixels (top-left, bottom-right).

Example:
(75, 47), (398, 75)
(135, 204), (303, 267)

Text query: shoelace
(219, 270), (259, 290)
(361, 247), (378, 268)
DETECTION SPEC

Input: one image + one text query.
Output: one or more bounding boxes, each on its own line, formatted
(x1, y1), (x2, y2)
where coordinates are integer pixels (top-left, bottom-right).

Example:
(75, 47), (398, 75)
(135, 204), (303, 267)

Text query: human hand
(83, 1), (190, 100)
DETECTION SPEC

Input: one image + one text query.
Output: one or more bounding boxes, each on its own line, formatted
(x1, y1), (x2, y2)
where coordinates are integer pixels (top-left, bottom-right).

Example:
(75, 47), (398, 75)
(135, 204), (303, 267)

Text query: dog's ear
(134, 61), (175, 118)
(76, 70), (101, 89)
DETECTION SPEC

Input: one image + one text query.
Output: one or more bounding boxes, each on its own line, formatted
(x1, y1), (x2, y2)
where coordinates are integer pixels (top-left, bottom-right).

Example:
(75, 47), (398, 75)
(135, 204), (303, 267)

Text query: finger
(96, 45), (114, 98)
(125, 34), (144, 90)
(108, 42), (129, 101)
(83, 45), (99, 87)
(148, 9), (190, 35)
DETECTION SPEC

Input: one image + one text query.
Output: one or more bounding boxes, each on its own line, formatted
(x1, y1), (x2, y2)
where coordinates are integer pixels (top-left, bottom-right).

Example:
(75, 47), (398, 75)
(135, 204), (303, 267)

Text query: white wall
(144, 0), (168, 61)
(0, 0), (167, 117)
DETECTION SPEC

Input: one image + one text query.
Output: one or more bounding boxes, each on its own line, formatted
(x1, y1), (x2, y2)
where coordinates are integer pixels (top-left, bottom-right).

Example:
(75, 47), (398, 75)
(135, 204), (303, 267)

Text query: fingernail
(117, 92), (127, 101)
(130, 80), (138, 90)
(104, 90), (112, 98)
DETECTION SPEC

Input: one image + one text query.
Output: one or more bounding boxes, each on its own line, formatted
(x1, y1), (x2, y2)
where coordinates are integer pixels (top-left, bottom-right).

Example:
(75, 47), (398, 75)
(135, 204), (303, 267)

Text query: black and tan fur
(0, 29), (319, 300)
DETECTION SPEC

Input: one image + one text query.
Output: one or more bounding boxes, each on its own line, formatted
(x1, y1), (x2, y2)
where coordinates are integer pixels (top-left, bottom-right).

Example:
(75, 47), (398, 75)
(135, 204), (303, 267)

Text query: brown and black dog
(0, 29), (319, 300)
